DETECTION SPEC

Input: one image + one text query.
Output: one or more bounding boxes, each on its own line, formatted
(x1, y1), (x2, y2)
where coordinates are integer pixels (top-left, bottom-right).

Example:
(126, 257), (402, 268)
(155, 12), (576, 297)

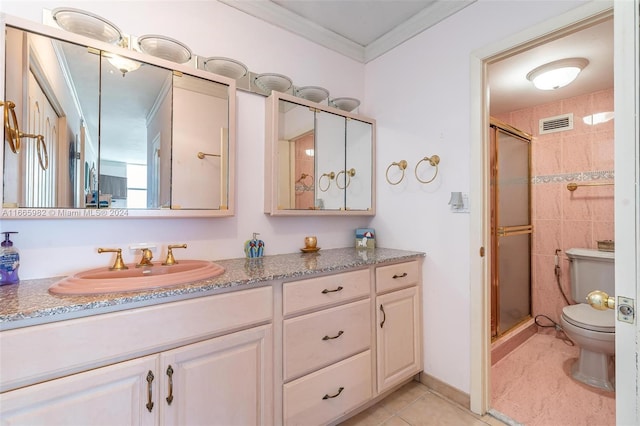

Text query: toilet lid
(562, 303), (615, 332)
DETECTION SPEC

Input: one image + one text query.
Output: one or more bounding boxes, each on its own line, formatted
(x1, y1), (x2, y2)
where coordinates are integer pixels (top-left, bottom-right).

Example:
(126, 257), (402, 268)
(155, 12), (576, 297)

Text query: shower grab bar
(566, 182), (614, 191)
(497, 225), (532, 237)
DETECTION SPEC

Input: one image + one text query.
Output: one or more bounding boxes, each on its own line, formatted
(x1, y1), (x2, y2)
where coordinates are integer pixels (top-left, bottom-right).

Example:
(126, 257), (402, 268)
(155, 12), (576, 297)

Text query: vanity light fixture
(106, 54), (141, 76)
(526, 58), (589, 90)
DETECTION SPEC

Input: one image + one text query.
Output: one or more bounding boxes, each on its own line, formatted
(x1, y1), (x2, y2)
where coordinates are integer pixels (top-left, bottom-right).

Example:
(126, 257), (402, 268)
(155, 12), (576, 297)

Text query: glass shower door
(491, 124), (532, 338)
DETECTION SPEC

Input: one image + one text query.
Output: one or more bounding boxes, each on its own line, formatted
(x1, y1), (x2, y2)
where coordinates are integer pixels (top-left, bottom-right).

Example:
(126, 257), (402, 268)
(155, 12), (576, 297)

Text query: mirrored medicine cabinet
(264, 91), (375, 216)
(1, 15), (236, 219)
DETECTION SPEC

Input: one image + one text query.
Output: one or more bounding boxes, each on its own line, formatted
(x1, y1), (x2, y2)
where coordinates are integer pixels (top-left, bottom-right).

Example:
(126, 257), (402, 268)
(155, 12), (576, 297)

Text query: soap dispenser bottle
(0, 232), (20, 285)
(244, 233), (265, 258)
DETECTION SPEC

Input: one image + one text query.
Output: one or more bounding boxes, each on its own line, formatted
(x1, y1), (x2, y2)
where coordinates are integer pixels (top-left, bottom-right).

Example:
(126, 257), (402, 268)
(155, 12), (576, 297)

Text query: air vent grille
(539, 113), (573, 134)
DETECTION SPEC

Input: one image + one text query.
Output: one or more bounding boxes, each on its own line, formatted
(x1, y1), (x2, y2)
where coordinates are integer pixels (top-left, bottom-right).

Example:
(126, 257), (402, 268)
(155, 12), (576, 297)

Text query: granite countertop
(0, 247), (424, 331)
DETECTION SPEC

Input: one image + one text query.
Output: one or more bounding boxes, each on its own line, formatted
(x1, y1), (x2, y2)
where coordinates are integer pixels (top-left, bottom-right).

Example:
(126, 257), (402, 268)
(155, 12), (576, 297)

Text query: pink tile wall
(494, 88), (614, 324)
(294, 133), (315, 209)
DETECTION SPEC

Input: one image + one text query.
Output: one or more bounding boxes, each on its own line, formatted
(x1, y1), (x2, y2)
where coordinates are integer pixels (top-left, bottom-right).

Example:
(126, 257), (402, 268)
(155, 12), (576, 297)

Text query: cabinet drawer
(283, 350), (372, 426)
(283, 269), (370, 316)
(375, 261), (420, 294)
(283, 299), (370, 381)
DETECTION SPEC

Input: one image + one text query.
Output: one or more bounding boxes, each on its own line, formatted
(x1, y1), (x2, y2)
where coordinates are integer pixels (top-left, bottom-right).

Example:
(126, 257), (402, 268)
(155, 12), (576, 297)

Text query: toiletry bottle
(0, 232), (20, 285)
(244, 233), (265, 258)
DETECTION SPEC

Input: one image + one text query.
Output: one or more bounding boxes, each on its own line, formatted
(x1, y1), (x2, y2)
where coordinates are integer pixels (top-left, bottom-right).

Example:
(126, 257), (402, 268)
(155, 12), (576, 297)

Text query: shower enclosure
(490, 119), (532, 339)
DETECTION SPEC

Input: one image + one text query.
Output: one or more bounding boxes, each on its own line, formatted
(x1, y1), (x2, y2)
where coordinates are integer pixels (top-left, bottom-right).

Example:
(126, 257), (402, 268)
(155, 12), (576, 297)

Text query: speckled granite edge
(0, 247), (424, 329)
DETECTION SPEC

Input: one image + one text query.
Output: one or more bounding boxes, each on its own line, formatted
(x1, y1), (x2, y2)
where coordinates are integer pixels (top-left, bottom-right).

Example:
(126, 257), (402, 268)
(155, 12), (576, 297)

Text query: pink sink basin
(49, 260), (225, 295)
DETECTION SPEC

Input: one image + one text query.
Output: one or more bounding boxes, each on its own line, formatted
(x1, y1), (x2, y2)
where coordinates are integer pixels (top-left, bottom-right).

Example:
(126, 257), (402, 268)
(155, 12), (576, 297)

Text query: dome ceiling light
(526, 58), (589, 90)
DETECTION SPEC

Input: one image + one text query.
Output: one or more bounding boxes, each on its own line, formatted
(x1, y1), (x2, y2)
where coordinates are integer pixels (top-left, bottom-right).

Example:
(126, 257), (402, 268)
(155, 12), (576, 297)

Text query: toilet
(560, 248), (615, 391)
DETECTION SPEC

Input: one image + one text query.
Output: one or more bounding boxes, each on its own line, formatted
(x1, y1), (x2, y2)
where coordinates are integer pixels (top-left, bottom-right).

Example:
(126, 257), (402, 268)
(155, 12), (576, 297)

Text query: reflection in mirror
(269, 95), (374, 213)
(315, 110), (345, 210)
(3, 21), (233, 216)
(276, 100), (315, 209)
(98, 51), (169, 209)
(171, 73), (229, 210)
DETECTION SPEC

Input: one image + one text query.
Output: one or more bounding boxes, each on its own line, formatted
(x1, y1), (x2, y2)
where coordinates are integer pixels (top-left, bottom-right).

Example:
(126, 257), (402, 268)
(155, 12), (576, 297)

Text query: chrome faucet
(136, 248), (154, 268)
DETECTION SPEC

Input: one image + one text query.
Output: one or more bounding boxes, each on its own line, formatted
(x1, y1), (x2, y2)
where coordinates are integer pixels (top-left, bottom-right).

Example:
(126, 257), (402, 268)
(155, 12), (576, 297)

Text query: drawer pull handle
(393, 272), (408, 279)
(322, 386), (345, 400)
(380, 304), (386, 328)
(322, 286), (343, 294)
(166, 365), (174, 405)
(322, 330), (344, 340)
(146, 370), (155, 412)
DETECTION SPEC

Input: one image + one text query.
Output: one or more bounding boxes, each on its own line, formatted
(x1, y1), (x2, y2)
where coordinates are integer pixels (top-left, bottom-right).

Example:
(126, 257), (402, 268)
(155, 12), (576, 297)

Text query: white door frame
(470, 1), (639, 423)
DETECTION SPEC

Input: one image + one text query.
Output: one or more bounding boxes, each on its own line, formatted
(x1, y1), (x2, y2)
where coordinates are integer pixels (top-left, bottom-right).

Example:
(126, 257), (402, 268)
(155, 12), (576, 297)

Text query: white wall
(367, 0), (588, 394)
(2, 0), (593, 397)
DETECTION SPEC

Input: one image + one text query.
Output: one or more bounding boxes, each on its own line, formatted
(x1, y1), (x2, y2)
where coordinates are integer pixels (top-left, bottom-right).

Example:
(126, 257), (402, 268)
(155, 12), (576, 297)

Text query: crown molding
(218, 0), (365, 62)
(218, 0), (475, 63)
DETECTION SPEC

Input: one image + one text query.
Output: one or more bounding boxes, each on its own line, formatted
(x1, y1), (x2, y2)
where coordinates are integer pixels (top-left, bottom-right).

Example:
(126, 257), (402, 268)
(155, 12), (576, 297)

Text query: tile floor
(340, 330), (616, 426)
(491, 331), (615, 426)
(338, 381), (507, 426)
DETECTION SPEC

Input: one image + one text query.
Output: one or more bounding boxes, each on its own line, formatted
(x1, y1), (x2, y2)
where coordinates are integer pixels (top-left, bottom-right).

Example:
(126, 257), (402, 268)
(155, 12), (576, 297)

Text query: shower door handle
(497, 225), (532, 237)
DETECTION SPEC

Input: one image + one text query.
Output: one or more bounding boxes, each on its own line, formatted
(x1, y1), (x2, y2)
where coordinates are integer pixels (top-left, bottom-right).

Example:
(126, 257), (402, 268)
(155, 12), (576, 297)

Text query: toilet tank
(566, 248), (615, 303)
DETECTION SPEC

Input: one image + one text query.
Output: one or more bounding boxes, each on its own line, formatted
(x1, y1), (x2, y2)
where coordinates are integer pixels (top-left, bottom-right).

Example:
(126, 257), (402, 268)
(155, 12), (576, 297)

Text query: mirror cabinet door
(345, 118), (372, 211)
(315, 110), (346, 210)
(276, 99), (315, 210)
(171, 73), (230, 210)
(3, 23), (234, 217)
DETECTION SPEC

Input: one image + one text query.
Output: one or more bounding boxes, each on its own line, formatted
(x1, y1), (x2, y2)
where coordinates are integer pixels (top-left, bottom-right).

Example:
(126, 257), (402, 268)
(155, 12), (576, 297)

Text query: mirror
(2, 18), (235, 218)
(264, 92), (375, 215)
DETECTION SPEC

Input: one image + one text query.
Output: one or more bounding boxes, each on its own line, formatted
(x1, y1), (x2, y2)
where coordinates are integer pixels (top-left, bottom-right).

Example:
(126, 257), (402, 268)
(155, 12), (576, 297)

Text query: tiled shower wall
(494, 88), (614, 324)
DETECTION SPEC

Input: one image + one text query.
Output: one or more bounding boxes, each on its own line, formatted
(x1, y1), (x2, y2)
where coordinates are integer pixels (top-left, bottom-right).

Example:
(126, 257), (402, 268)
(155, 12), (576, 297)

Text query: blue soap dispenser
(244, 233), (265, 258)
(0, 231), (20, 285)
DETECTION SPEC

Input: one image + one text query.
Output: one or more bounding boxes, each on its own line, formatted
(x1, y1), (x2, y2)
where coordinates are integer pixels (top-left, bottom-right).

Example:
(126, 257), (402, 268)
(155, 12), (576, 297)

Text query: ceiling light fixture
(526, 58), (589, 90)
(106, 54), (141, 77)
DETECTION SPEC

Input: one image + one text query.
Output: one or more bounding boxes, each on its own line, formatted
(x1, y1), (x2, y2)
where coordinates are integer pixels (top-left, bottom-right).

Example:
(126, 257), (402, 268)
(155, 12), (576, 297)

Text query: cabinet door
(0, 355), (158, 426)
(376, 286), (422, 393)
(160, 324), (273, 426)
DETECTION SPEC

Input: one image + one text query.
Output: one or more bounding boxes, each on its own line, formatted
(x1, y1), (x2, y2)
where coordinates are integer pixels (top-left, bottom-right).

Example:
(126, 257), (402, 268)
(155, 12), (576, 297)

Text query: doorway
(467, 1), (637, 421)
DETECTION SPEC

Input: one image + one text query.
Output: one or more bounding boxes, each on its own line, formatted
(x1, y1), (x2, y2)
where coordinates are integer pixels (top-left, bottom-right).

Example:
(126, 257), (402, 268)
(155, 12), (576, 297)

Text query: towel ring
(318, 171), (335, 192)
(415, 155), (440, 184)
(1, 100), (22, 154)
(336, 168), (356, 189)
(296, 173), (313, 185)
(35, 134), (49, 170)
(385, 160), (407, 185)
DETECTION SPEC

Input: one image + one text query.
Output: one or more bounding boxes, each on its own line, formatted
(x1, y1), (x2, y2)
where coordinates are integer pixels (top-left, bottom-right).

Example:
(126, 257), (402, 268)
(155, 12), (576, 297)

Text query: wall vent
(539, 113), (573, 134)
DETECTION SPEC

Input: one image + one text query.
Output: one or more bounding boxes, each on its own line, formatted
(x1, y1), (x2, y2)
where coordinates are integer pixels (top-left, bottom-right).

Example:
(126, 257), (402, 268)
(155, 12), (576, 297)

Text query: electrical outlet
(452, 192), (470, 213)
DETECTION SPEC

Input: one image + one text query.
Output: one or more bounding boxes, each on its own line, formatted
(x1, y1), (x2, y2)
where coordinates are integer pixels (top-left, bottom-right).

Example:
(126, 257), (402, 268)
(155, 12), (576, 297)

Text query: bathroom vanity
(0, 248), (424, 425)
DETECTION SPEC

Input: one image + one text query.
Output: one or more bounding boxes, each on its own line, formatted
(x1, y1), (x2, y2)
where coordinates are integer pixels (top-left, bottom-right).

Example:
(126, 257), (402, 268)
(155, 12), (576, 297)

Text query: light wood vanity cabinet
(280, 260), (423, 425)
(0, 256), (423, 426)
(0, 287), (273, 426)
(375, 261), (423, 393)
(281, 269), (373, 426)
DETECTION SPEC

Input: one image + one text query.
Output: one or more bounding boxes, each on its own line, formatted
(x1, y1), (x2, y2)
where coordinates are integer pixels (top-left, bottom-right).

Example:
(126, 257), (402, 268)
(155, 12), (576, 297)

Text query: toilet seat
(562, 303), (615, 333)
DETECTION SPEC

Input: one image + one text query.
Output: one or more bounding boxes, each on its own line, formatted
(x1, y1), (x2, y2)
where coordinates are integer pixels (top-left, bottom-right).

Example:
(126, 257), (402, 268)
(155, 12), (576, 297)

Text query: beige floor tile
(381, 415), (412, 426)
(378, 381), (430, 414)
(339, 404), (394, 426)
(397, 392), (488, 426)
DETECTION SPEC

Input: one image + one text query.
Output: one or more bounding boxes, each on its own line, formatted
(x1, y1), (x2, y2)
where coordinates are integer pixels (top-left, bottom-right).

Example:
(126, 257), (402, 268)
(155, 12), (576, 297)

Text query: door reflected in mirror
(2, 22), (234, 217)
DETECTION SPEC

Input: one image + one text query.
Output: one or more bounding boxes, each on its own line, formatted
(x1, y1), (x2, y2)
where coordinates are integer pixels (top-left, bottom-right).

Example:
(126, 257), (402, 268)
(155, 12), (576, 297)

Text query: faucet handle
(97, 248), (128, 270)
(163, 244), (187, 266)
(136, 248), (154, 268)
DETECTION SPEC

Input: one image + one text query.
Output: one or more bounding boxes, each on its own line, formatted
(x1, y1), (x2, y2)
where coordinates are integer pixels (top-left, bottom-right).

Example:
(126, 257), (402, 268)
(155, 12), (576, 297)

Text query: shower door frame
(490, 118), (533, 340)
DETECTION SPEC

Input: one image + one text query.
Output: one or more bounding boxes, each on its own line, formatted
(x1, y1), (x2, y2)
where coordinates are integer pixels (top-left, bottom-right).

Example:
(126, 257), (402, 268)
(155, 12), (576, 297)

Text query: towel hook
(318, 171), (335, 192)
(385, 160), (407, 185)
(415, 155), (440, 184)
(336, 168), (356, 189)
